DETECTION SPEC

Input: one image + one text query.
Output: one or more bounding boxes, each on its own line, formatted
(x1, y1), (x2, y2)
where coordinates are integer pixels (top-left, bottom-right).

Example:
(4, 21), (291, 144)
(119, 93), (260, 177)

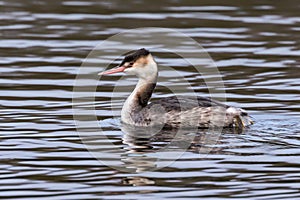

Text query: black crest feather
(119, 48), (150, 66)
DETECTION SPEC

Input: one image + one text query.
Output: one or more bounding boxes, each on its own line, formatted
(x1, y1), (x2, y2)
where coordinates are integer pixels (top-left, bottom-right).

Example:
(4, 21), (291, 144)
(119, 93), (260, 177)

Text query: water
(1, 0), (300, 199)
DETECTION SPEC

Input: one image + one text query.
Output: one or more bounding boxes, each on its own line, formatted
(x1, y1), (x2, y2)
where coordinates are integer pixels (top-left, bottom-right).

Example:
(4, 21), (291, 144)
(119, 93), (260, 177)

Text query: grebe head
(99, 48), (157, 80)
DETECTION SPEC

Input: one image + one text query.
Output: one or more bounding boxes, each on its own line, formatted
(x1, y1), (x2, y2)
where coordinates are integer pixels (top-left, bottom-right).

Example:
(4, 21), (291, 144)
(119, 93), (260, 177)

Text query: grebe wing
(146, 96), (228, 112)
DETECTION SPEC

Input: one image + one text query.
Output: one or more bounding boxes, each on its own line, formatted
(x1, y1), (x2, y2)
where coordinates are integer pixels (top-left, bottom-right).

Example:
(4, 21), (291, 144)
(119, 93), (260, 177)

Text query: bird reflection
(122, 176), (155, 186)
(120, 123), (230, 173)
(81, 119), (244, 175)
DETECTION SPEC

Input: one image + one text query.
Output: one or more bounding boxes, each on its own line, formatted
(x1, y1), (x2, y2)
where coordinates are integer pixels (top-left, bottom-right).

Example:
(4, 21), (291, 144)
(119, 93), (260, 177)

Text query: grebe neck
(121, 75), (157, 124)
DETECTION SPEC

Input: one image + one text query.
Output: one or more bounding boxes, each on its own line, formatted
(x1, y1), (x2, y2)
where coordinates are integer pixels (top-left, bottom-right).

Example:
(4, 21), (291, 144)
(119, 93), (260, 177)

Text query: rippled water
(1, 0), (300, 199)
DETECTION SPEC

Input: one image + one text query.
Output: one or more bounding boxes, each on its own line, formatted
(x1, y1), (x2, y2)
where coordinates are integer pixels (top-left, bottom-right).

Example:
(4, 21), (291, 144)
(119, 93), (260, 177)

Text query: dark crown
(119, 48), (150, 66)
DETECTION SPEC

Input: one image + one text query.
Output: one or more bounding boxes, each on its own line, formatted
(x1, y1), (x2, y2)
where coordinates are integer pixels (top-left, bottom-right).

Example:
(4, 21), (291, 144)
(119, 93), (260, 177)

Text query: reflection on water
(121, 124), (247, 173)
(1, 0), (300, 199)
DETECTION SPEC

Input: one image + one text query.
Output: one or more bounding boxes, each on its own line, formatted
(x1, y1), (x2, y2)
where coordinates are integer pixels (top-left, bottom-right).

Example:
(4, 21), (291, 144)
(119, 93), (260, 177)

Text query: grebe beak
(98, 66), (126, 75)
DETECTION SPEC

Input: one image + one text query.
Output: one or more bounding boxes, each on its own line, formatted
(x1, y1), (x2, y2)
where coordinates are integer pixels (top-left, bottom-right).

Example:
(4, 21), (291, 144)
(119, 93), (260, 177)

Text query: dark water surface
(1, 0), (300, 199)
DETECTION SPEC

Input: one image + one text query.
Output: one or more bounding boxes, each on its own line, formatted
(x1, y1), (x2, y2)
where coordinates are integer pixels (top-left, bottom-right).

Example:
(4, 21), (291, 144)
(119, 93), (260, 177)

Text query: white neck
(121, 61), (158, 125)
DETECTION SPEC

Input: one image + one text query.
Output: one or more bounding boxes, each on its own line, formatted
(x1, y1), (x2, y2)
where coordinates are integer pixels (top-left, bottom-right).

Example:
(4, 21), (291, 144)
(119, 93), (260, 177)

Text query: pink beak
(98, 66), (126, 75)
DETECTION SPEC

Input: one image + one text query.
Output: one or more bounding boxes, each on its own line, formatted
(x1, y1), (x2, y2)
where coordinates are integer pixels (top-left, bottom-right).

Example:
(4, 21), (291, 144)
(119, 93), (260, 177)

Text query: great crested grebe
(99, 48), (253, 129)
